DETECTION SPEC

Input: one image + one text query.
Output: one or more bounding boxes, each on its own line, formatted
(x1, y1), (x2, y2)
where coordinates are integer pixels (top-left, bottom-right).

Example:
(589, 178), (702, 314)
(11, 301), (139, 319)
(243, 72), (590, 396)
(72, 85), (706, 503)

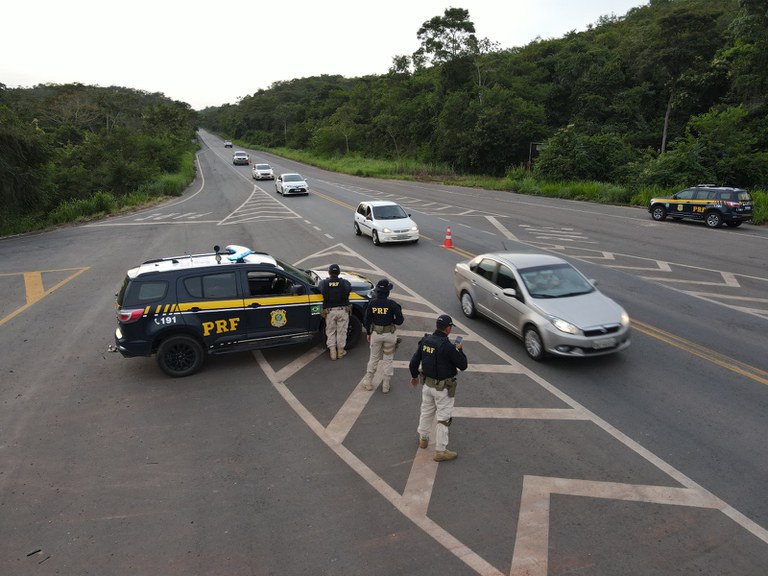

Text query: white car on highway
(252, 163), (275, 180)
(353, 200), (419, 245)
(275, 173), (309, 195)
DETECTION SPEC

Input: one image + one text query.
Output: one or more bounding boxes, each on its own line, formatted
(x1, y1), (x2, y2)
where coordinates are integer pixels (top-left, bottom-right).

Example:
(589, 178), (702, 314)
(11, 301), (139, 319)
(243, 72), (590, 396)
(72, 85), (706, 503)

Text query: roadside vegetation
(0, 83), (197, 237)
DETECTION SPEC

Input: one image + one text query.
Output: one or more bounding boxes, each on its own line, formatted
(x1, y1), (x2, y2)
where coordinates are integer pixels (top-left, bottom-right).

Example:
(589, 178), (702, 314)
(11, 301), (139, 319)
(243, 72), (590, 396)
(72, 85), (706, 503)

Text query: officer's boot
(337, 346), (347, 359)
(434, 449), (458, 462)
(362, 372), (374, 391)
(381, 377), (391, 394)
(329, 347), (337, 361)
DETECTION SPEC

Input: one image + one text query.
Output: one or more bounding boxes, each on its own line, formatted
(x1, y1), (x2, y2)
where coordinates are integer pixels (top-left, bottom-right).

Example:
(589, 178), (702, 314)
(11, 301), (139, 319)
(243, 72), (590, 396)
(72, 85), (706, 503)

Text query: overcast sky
(3, 0), (646, 111)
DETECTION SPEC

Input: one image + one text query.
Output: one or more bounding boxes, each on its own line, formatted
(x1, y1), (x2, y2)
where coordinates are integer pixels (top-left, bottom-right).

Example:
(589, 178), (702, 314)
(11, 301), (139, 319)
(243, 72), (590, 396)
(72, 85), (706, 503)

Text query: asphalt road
(1, 130), (767, 575)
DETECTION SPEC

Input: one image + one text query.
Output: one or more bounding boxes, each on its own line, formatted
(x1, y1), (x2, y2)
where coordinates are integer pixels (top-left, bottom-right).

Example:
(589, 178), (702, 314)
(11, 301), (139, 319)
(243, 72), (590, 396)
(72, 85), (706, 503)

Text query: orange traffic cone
(442, 226), (454, 248)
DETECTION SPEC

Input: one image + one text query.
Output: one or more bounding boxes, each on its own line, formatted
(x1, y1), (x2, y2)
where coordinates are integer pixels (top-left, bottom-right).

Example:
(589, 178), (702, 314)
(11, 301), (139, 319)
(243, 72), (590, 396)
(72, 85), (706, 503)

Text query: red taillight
(118, 308), (145, 323)
(724, 201), (739, 207)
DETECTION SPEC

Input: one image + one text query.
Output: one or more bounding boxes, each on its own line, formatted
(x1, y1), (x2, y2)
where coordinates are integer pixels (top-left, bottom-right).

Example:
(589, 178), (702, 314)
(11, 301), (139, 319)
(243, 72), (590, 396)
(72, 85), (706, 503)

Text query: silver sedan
(454, 252), (631, 360)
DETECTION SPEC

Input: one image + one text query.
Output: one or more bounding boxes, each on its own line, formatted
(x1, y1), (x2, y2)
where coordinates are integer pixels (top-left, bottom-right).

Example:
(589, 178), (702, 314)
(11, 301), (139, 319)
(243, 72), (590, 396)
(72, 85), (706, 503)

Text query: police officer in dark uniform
(320, 264), (352, 360)
(409, 314), (467, 462)
(361, 278), (404, 393)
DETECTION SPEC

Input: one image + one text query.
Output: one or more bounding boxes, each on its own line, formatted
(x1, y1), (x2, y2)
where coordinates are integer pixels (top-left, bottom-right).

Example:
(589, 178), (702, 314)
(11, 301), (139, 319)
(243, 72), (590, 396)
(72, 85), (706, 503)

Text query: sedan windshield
(256, 164), (271, 170)
(373, 205), (408, 219)
(519, 263), (594, 298)
(284, 174), (304, 182)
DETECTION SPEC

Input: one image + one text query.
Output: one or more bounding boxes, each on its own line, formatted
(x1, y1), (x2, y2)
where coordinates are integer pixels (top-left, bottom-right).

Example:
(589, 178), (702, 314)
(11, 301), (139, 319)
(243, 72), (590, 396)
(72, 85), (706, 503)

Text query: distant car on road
(353, 200), (419, 245)
(648, 184), (753, 228)
(454, 252), (631, 360)
(275, 173), (309, 195)
(232, 151), (250, 165)
(224, 140), (233, 148)
(252, 163), (275, 180)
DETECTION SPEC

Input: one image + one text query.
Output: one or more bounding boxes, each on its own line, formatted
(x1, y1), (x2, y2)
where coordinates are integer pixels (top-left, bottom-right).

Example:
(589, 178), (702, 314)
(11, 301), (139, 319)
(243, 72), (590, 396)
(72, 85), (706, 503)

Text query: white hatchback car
(353, 200), (419, 245)
(252, 163), (275, 180)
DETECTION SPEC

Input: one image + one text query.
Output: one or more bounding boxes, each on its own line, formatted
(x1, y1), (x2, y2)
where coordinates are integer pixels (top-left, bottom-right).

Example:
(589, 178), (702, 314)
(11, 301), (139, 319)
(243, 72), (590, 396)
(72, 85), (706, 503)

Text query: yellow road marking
(0, 267), (90, 327)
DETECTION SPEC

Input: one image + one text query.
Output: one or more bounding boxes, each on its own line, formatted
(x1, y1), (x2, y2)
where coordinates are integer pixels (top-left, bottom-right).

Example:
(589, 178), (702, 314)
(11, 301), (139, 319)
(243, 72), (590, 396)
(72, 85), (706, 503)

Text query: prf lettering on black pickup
(422, 345), (435, 354)
(202, 318), (241, 336)
(372, 307), (389, 314)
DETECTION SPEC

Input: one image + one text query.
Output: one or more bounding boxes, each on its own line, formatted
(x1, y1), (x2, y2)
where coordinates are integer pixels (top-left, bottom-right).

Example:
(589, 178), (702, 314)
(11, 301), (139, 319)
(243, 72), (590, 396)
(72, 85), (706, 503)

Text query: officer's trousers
(417, 385), (454, 452)
(325, 307), (349, 351)
(366, 330), (397, 379)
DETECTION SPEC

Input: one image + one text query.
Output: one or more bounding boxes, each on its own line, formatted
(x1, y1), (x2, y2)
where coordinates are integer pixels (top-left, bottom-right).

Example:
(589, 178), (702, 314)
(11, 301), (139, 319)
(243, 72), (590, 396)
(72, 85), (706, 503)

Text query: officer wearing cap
(320, 263), (352, 360)
(409, 313), (467, 462)
(361, 278), (404, 394)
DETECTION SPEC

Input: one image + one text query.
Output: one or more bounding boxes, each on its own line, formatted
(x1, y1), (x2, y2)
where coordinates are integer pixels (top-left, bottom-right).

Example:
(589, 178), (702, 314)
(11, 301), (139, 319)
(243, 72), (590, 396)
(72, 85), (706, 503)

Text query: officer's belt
(372, 323), (396, 334)
(423, 376), (455, 388)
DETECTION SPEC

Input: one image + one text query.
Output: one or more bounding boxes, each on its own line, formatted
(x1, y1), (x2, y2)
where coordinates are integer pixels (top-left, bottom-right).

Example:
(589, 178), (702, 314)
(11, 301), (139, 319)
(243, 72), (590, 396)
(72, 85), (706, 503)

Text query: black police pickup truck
(114, 245), (373, 377)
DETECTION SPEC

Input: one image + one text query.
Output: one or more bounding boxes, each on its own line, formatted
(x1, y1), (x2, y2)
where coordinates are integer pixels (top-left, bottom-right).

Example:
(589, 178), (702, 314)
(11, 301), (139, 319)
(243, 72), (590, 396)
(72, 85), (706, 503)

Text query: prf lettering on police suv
(113, 245), (374, 377)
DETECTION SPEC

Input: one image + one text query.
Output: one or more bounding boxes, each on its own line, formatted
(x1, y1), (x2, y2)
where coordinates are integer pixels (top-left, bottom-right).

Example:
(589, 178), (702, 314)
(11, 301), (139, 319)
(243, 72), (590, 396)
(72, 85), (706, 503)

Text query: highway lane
(0, 130), (766, 575)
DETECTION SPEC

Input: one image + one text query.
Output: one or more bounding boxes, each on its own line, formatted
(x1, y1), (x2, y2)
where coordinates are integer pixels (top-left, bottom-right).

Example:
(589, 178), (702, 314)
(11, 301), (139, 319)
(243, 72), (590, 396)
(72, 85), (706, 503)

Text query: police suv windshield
(275, 259), (314, 284)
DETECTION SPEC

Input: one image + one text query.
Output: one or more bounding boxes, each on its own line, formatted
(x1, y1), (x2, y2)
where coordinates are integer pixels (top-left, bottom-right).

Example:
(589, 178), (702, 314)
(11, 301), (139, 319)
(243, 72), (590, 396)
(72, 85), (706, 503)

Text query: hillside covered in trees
(0, 83), (197, 235)
(200, 0), (767, 192)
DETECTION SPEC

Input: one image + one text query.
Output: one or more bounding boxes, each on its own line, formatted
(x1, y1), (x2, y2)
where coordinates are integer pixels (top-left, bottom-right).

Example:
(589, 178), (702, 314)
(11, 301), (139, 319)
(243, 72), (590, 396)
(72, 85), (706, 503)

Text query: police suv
(114, 245), (373, 377)
(648, 185), (753, 228)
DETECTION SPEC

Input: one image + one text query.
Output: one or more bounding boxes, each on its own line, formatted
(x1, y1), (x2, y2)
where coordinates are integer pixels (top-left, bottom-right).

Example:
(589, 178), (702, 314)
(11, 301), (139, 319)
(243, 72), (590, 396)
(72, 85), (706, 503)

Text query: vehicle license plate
(592, 337), (616, 349)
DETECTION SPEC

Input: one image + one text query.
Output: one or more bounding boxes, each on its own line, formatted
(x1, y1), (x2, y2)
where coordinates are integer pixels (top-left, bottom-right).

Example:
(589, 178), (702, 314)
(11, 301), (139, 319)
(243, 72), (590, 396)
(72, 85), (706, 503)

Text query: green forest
(2, 0), (767, 236)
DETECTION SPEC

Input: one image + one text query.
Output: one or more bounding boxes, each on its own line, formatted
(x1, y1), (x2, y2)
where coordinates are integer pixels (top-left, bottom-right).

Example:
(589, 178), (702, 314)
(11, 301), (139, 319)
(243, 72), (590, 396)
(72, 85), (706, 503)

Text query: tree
(414, 8), (476, 65)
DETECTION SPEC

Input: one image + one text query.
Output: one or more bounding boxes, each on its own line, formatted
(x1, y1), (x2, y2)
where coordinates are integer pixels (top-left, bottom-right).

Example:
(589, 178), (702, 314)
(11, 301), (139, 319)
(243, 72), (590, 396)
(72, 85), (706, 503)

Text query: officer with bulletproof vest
(361, 278), (404, 394)
(409, 314), (467, 462)
(320, 263), (352, 360)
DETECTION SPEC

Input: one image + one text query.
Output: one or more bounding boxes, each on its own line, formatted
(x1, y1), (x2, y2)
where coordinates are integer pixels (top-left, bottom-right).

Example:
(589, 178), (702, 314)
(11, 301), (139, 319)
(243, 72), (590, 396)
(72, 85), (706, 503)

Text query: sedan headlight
(550, 316), (580, 335)
(620, 311), (630, 326)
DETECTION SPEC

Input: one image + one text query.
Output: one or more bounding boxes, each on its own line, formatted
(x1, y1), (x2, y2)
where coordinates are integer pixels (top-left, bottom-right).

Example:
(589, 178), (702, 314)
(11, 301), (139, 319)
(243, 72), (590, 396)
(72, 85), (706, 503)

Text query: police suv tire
(650, 205), (667, 221)
(156, 335), (205, 377)
(523, 326), (545, 361)
(460, 291), (477, 318)
(345, 315), (362, 349)
(372, 231), (381, 245)
(354, 222), (362, 236)
(705, 211), (723, 228)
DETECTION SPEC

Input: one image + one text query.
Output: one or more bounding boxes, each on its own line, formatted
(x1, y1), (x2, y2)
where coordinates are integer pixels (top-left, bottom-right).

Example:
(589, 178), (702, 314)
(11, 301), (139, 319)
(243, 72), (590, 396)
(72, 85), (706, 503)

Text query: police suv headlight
(550, 316), (579, 335)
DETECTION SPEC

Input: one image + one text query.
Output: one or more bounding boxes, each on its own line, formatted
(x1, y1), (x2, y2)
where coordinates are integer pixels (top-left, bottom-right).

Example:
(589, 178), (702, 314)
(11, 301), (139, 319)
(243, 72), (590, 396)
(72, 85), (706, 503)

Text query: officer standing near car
(320, 264), (352, 360)
(409, 314), (467, 462)
(361, 278), (404, 394)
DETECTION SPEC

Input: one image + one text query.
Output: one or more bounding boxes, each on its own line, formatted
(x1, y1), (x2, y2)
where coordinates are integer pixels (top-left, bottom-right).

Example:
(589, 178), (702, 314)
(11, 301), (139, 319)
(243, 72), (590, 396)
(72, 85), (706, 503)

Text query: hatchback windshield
(373, 204), (408, 219)
(519, 263), (594, 298)
(256, 164), (271, 170)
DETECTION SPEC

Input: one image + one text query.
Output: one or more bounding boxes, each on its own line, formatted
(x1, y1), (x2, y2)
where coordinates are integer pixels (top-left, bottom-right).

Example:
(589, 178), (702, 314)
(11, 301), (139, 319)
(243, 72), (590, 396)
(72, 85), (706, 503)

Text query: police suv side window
(184, 273), (238, 299)
(128, 281), (167, 304)
(677, 189), (696, 200)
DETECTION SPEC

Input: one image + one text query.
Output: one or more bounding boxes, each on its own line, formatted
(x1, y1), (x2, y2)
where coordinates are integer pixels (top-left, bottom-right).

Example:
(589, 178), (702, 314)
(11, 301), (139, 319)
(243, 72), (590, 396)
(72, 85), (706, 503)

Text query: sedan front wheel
(523, 326), (545, 361)
(460, 291), (477, 318)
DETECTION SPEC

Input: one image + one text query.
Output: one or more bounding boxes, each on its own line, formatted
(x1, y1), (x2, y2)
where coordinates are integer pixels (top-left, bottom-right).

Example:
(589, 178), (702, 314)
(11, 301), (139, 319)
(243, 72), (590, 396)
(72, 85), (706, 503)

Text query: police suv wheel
(523, 326), (545, 361)
(650, 205), (667, 221)
(345, 315), (362, 349)
(156, 335), (205, 377)
(705, 211), (723, 228)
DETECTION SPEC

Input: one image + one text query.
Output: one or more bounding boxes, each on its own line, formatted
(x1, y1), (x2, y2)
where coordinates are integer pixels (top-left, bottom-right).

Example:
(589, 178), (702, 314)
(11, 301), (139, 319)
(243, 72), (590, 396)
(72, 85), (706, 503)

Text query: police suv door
(177, 270), (248, 350)
(242, 268), (312, 342)
(670, 188), (696, 219)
